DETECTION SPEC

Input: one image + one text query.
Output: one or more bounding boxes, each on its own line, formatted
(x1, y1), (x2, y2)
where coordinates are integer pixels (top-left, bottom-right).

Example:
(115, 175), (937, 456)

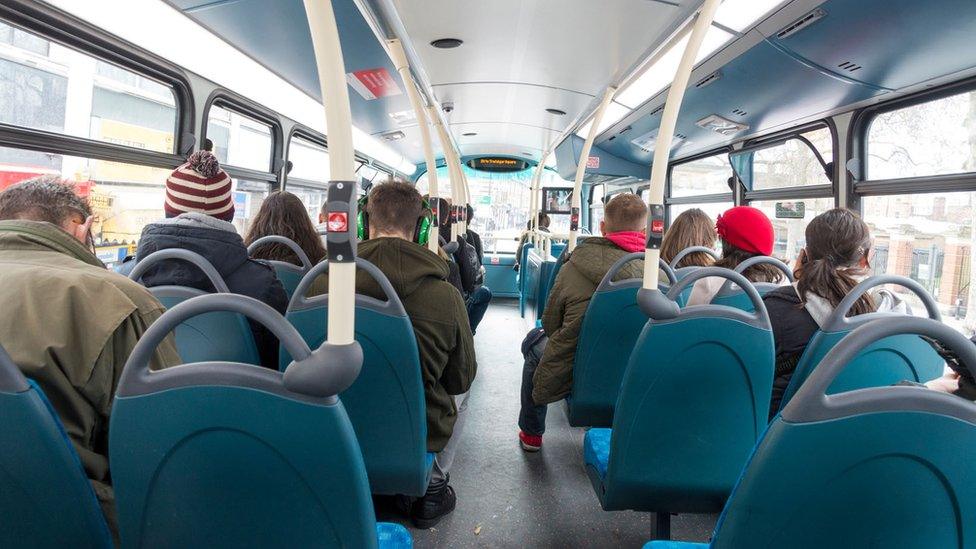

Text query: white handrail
(303, 0), (357, 345)
(568, 87), (616, 253)
(642, 0), (722, 290)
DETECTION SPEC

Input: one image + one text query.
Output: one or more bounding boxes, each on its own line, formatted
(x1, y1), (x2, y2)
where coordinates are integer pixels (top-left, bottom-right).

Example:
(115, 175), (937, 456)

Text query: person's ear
(318, 212), (326, 224)
(859, 252), (870, 269)
(599, 220), (607, 236)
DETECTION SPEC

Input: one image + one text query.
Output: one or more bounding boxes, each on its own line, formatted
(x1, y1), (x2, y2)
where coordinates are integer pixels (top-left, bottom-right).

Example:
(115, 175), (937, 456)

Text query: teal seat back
(779, 275), (944, 411)
(0, 344), (112, 549)
(282, 259), (429, 496)
(568, 255), (676, 427)
(130, 249), (260, 366)
(669, 246), (719, 307)
(110, 294), (382, 548)
(597, 268), (774, 513)
(711, 318), (976, 548)
(710, 256), (794, 313)
(247, 235), (313, 301)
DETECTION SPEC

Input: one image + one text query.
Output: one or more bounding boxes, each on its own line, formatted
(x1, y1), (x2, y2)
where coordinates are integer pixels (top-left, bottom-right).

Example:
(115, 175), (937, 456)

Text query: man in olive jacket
(317, 180), (476, 529)
(0, 177), (181, 536)
(518, 193), (648, 451)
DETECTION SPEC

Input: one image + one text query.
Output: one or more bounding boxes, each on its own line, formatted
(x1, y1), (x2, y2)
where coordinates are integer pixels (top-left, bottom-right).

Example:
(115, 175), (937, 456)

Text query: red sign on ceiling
(586, 156), (600, 169)
(346, 68), (403, 100)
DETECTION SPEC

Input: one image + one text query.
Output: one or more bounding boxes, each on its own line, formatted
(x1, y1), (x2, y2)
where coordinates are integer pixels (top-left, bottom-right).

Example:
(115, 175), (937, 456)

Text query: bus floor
(374, 299), (718, 548)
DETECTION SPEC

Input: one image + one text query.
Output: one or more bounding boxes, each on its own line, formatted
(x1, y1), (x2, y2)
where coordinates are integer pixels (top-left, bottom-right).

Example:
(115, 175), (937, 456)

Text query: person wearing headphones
(314, 179), (476, 528)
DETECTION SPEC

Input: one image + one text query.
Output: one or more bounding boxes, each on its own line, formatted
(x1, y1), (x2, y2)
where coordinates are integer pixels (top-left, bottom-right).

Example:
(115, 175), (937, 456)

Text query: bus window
(867, 89), (976, 180)
(288, 135), (330, 184)
(670, 152), (733, 198)
(669, 201), (733, 230)
(287, 183), (327, 222)
(0, 20), (178, 154)
(749, 197), (834, 262)
(231, 178), (270, 235)
(590, 184), (605, 232)
(751, 127), (832, 190)
(206, 104), (273, 173)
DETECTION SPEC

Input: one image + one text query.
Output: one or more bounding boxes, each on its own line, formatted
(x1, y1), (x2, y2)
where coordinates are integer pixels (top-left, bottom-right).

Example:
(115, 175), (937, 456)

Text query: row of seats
(555, 247), (971, 545)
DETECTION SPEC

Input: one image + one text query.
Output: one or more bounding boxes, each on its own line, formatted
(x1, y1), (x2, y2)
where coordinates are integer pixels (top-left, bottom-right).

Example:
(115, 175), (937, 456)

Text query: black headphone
(357, 194), (433, 245)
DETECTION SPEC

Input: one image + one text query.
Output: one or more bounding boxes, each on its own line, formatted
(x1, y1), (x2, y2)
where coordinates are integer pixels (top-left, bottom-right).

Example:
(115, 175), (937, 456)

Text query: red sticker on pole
(346, 68), (403, 100)
(586, 156), (600, 169)
(651, 219), (664, 234)
(327, 212), (349, 233)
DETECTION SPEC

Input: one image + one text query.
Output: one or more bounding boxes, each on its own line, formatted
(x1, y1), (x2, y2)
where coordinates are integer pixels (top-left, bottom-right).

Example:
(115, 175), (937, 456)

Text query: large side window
(859, 89), (976, 331)
(667, 152), (734, 226)
(0, 20), (178, 153)
(589, 184), (605, 232)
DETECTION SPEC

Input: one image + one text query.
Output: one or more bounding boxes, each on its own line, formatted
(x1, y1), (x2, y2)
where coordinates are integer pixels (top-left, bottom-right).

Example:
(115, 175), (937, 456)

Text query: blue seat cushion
(584, 428), (612, 480)
(426, 452), (435, 470)
(644, 542), (709, 549)
(377, 522), (412, 548)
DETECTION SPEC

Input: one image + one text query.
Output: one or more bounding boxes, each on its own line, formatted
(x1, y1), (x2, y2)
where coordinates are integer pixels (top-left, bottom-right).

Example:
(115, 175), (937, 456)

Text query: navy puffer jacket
(133, 213), (288, 368)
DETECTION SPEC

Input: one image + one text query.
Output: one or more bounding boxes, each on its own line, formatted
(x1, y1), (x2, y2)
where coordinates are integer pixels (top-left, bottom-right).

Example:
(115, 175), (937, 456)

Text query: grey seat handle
(822, 274), (941, 332)
(664, 267), (770, 325)
(669, 246), (719, 269)
(119, 293), (361, 399)
(247, 235), (313, 272)
(782, 317), (976, 424)
(288, 257), (406, 316)
(597, 254), (676, 292)
(129, 249), (230, 293)
(717, 256), (795, 295)
(0, 342), (27, 393)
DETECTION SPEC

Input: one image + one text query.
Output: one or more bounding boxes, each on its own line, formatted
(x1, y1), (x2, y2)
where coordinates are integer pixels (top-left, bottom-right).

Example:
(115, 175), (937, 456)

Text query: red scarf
(605, 231), (646, 253)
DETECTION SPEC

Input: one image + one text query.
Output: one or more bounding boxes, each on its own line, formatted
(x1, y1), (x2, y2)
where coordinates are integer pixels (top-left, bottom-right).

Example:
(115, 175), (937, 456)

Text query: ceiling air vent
(381, 130), (405, 142)
(776, 8), (827, 39)
(649, 105), (665, 117)
(696, 114), (749, 136)
(695, 71), (722, 88)
(837, 61), (863, 73)
(675, 133), (687, 140)
(731, 108), (748, 116)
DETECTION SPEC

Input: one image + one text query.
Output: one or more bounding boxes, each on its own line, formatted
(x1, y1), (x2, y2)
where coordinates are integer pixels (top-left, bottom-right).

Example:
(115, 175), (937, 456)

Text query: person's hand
(925, 372), (960, 393)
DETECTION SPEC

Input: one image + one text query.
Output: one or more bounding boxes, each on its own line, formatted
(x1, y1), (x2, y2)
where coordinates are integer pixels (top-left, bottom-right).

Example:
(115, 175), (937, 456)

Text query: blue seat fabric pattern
(377, 522), (412, 548)
(644, 542), (708, 549)
(583, 428), (612, 479)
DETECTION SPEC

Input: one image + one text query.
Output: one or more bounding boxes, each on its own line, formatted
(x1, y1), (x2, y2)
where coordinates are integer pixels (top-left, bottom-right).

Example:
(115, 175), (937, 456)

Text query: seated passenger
(0, 177), (181, 534)
(660, 207), (717, 268)
(320, 180), (476, 528)
(764, 208), (910, 416)
(134, 149), (288, 368)
(513, 212), (551, 272)
(517, 193), (648, 451)
(686, 206), (784, 306)
(244, 190), (327, 265)
(463, 205), (492, 334)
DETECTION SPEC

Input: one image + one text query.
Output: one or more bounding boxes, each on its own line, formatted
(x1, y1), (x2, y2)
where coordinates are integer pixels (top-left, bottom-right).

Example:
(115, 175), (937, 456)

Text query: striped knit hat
(165, 150), (234, 221)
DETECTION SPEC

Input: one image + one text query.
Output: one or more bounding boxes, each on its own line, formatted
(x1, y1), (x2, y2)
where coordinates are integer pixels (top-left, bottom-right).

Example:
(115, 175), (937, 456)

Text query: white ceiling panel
(434, 82), (594, 130)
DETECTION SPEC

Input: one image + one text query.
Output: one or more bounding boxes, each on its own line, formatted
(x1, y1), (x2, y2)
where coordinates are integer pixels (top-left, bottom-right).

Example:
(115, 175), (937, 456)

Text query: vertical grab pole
(639, 0), (721, 317)
(388, 39), (440, 253)
(429, 106), (462, 241)
(529, 152), (548, 248)
(568, 87), (616, 253)
(304, 0), (359, 346)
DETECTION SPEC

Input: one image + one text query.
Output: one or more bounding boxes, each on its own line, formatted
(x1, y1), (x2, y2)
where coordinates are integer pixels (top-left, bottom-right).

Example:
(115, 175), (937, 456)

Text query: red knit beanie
(165, 150), (235, 222)
(716, 206), (773, 256)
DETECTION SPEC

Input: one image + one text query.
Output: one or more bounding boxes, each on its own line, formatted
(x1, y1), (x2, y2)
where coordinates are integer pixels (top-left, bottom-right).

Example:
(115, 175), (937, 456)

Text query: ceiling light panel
(574, 101), (631, 138)
(714, 0), (785, 33)
(616, 25), (734, 109)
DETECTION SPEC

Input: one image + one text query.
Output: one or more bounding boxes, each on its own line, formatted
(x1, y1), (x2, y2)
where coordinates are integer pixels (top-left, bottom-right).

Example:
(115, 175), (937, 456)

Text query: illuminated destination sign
(467, 157), (528, 172)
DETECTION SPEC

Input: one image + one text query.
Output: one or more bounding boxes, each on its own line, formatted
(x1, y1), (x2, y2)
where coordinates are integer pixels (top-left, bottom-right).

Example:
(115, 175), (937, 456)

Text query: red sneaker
(519, 431), (542, 452)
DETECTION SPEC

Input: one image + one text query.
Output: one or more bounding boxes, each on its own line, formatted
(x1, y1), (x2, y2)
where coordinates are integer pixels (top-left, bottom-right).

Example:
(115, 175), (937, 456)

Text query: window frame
(201, 90), (283, 185)
(0, 0), (193, 169)
(851, 77), (976, 207)
(665, 146), (735, 223)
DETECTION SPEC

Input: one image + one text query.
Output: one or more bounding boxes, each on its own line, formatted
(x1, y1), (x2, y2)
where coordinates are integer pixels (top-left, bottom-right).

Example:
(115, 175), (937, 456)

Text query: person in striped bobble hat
(131, 139), (288, 368)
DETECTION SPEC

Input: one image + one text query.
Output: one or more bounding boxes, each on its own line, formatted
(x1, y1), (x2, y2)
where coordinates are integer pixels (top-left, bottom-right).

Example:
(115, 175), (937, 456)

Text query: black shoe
(393, 494), (415, 517)
(410, 481), (457, 529)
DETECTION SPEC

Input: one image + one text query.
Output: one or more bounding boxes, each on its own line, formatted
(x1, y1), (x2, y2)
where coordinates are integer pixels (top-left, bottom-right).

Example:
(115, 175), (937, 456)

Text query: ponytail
(795, 209), (875, 317)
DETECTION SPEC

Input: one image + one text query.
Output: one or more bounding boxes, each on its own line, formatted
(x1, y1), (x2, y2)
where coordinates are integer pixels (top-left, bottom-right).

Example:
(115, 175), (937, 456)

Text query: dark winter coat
(532, 237), (644, 404)
(134, 213), (288, 368)
(316, 237), (477, 451)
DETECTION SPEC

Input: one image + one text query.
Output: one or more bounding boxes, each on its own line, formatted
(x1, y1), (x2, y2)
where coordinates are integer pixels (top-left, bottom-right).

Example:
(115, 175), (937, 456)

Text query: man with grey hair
(0, 175), (180, 535)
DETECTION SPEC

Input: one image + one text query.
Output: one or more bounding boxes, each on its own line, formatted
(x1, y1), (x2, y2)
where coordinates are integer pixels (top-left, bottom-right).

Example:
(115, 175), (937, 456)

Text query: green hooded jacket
(314, 237), (476, 452)
(0, 220), (181, 522)
(532, 237), (644, 404)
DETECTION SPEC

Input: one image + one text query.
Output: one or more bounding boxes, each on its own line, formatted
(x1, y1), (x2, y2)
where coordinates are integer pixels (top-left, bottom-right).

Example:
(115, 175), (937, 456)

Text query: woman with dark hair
(244, 191), (327, 266)
(686, 206), (784, 306)
(763, 208), (910, 415)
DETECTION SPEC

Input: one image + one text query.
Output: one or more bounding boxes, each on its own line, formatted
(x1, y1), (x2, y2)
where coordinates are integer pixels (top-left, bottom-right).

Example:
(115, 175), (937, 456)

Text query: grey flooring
(378, 299), (717, 548)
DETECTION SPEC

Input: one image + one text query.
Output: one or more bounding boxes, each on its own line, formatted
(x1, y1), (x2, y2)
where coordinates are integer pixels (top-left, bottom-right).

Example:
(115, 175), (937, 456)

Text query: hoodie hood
(136, 212), (249, 289)
(356, 237), (449, 298)
(799, 277), (912, 328)
(567, 237), (643, 285)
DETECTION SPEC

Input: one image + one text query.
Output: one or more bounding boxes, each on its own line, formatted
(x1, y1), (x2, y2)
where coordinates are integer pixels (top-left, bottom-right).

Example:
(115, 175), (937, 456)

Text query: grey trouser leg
(430, 391), (470, 485)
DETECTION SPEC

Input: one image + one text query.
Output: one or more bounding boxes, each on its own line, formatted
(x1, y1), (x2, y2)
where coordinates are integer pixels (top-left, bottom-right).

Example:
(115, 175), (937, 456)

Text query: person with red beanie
(687, 205), (784, 306)
(129, 145), (288, 368)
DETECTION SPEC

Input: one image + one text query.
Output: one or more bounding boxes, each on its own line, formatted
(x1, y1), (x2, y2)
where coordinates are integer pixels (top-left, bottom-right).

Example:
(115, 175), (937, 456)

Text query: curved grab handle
(247, 236), (313, 272)
(717, 256), (794, 296)
(783, 317), (976, 423)
(669, 246), (719, 269)
(0, 342), (27, 393)
(289, 257), (406, 316)
(129, 249), (230, 293)
(119, 293), (361, 398)
(597, 254), (676, 292)
(822, 274), (940, 332)
(665, 266), (769, 325)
